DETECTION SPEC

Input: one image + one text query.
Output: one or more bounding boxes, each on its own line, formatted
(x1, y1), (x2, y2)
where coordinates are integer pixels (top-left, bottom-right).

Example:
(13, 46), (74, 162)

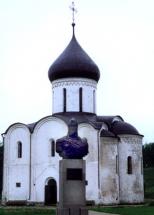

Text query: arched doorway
(45, 178), (57, 205)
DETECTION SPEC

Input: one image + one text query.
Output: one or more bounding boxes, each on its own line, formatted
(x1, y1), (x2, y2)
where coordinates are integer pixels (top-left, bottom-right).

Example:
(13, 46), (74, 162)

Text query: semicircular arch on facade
(32, 115), (68, 136)
(4, 122), (30, 137)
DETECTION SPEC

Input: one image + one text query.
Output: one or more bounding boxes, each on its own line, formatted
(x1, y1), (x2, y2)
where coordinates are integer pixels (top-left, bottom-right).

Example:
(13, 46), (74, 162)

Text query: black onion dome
(111, 121), (140, 135)
(48, 35), (100, 82)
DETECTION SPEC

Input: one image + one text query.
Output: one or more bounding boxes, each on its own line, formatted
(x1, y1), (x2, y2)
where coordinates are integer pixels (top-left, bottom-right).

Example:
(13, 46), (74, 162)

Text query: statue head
(68, 118), (78, 138)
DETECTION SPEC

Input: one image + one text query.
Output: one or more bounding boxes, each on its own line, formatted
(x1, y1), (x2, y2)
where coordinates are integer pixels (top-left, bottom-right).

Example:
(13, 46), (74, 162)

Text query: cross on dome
(48, 0), (100, 83)
(69, 1), (77, 35)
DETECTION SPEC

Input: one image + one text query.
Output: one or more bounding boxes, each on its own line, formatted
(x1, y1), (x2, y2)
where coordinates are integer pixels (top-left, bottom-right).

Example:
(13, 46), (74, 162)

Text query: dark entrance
(45, 178), (57, 205)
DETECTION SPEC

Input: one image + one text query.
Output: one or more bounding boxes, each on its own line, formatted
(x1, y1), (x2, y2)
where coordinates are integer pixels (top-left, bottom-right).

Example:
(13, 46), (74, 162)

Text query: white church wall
(2, 124), (30, 202)
(31, 116), (68, 202)
(31, 165), (59, 202)
(52, 86), (63, 113)
(52, 78), (97, 114)
(67, 85), (80, 112)
(118, 135), (144, 203)
(2, 118), (144, 205)
(7, 166), (30, 201)
(78, 123), (99, 203)
(99, 137), (119, 205)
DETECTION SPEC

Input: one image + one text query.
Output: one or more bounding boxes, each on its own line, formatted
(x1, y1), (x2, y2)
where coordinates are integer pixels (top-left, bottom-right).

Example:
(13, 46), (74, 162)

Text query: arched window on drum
(63, 88), (67, 112)
(17, 141), (22, 158)
(79, 87), (83, 112)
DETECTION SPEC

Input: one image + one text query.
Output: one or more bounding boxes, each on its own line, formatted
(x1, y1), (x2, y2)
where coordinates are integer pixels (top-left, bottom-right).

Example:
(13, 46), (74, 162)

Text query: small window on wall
(127, 156), (132, 174)
(17, 141), (22, 158)
(16, 182), (21, 187)
(50, 139), (55, 157)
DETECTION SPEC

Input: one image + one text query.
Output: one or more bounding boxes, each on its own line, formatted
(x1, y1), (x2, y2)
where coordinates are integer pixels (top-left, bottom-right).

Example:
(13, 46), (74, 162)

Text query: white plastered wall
(78, 123), (99, 203)
(99, 137), (119, 205)
(52, 78), (97, 114)
(31, 119), (101, 204)
(30, 116), (68, 202)
(2, 124), (30, 202)
(118, 135), (144, 203)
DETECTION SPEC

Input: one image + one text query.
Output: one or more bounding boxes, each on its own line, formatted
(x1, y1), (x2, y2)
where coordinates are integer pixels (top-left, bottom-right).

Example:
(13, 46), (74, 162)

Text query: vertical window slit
(17, 141), (22, 158)
(51, 139), (55, 157)
(116, 155), (118, 174)
(79, 87), (83, 112)
(63, 88), (66, 112)
(127, 156), (132, 174)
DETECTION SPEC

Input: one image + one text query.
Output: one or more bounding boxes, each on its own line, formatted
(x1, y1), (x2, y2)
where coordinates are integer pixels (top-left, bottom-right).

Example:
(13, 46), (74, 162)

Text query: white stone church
(2, 23), (144, 205)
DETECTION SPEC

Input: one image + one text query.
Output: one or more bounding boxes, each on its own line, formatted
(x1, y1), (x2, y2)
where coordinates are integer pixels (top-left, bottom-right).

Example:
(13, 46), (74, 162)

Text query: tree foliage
(0, 144), (3, 195)
(143, 143), (154, 168)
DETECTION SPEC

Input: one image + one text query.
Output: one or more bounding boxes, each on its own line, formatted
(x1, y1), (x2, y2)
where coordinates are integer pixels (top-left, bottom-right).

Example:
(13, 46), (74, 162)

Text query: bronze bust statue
(56, 118), (88, 159)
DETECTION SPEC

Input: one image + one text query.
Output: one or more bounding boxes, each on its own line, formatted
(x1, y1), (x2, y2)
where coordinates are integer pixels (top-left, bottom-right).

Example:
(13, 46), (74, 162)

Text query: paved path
(89, 211), (118, 215)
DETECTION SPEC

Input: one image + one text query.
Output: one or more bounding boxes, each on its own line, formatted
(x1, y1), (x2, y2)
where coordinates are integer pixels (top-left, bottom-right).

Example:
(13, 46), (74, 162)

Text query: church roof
(4, 113), (142, 138)
(53, 113), (141, 137)
(110, 121), (140, 136)
(48, 32), (100, 82)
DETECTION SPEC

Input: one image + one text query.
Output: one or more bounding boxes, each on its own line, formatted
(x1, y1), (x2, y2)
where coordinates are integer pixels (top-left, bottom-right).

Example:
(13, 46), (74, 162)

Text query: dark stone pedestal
(56, 159), (88, 215)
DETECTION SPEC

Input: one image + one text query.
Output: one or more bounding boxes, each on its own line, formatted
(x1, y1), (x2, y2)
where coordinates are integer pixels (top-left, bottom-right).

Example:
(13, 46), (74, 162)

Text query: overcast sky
(0, 0), (154, 143)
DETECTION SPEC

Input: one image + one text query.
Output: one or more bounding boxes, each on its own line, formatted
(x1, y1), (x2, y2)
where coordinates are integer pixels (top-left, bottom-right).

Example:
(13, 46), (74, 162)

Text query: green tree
(0, 143), (3, 197)
(143, 142), (154, 168)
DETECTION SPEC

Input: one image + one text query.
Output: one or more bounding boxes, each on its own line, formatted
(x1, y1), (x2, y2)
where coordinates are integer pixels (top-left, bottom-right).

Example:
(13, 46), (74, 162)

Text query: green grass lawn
(144, 167), (154, 199)
(92, 206), (154, 215)
(0, 208), (56, 215)
(1, 206), (154, 215)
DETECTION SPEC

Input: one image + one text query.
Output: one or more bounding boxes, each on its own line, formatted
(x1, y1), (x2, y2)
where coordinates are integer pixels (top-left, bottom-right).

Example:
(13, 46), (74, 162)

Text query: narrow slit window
(127, 156), (132, 174)
(17, 141), (22, 158)
(51, 139), (55, 157)
(116, 155), (118, 174)
(63, 88), (66, 112)
(79, 87), (83, 112)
